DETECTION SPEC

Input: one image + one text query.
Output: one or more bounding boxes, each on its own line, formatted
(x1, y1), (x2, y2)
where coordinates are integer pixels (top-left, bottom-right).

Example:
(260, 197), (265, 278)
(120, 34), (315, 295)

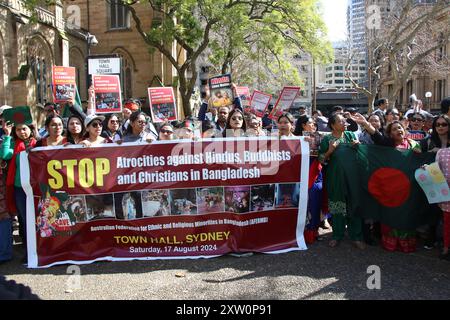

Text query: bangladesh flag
(332, 144), (435, 229)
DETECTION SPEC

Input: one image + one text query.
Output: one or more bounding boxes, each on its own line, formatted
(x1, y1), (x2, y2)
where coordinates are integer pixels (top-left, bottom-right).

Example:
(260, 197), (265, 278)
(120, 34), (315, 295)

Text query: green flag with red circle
(333, 144), (435, 229)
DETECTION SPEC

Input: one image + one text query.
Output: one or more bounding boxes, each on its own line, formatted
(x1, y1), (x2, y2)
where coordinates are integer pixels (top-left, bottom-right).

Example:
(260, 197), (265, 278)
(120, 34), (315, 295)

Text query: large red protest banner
(22, 138), (309, 268)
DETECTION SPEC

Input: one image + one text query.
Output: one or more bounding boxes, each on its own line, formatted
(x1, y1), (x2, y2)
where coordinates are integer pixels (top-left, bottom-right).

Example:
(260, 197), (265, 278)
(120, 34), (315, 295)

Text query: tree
(122, 0), (332, 116)
(352, 0), (450, 113)
(207, 0), (332, 94)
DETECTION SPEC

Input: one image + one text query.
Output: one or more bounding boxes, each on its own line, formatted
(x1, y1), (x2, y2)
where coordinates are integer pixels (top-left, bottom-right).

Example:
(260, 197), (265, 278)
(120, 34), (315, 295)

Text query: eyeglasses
(436, 123), (448, 128)
(160, 129), (173, 134)
(411, 118), (424, 122)
(231, 116), (243, 121)
(90, 122), (103, 128)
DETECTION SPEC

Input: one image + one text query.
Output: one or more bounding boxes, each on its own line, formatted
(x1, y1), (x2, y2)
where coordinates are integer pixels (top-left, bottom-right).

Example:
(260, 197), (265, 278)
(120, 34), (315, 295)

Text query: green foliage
(10, 65), (31, 81)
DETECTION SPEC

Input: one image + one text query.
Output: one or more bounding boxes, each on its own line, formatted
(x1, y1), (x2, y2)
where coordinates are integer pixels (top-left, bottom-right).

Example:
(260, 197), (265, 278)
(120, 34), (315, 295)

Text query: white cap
(84, 114), (105, 128)
(0, 105), (12, 116)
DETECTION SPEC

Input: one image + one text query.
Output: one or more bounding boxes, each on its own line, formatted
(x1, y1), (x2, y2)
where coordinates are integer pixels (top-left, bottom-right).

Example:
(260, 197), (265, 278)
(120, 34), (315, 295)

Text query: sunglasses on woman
(90, 121), (103, 128)
(160, 129), (173, 134)
(436, 122), (448, 128)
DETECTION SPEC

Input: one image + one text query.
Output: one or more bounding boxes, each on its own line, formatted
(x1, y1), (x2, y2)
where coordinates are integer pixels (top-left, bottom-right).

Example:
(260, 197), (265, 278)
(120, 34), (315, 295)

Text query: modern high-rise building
(347, 0), (368, 87)
(323, 42), (366, 89)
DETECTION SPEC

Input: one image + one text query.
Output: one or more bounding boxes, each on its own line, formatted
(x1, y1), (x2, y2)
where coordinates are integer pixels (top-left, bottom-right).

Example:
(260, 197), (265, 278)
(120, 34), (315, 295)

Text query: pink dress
(437, 148), (450, 212)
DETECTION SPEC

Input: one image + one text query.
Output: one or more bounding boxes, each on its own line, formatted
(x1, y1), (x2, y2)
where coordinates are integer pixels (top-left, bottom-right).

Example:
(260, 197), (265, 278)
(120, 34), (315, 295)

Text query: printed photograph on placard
(85, 194), (115, 221)
(36, 191), (79, 237)
(224, 186), (250, 214)
(95, 92), (121, 110)
(250, 184), (275, 212)
(275, 183), (300, 209)
(141, 190), (171, 217)
(196, 187), (225, 214)
(63, 196), (88, 224)
(113, 192), (143, 220)
(55, 84), (75, 101)
(209, 74), (234, 108)
(170, 189), (198, 215)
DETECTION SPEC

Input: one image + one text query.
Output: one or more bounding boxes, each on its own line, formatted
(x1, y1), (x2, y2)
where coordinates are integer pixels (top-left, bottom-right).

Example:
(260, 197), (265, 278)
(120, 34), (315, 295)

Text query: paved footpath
(1, 230), (449, 300)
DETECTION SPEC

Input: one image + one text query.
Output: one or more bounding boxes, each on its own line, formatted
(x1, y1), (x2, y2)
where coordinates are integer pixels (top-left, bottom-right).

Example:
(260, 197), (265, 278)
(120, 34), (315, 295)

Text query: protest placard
(148, 87), (178, 123)
(92, 75), (122, 114)
(52, 66), (76, 103)
(209, 74), (234, 108)
(249, 90), (272, 117)
(269, 87), (301, 120)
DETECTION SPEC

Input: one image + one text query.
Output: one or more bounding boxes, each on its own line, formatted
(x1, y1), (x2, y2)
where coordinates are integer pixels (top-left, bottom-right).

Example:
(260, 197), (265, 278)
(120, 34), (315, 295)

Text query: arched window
(28, 36), (53, 105)
(113, 49), (135, 100)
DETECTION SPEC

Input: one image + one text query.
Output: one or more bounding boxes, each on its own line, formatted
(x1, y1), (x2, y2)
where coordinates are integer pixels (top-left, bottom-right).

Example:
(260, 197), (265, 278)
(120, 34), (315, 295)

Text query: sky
(319, 0), (348, 42)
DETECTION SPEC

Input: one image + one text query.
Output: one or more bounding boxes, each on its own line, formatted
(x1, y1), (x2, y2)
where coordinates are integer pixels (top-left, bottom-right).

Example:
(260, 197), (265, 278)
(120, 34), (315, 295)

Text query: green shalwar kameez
(318, 131), (363, 241)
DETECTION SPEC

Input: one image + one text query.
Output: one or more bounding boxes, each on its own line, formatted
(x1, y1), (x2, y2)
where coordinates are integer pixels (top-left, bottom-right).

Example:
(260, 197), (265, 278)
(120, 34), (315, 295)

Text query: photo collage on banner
(36, 183), (301, 238)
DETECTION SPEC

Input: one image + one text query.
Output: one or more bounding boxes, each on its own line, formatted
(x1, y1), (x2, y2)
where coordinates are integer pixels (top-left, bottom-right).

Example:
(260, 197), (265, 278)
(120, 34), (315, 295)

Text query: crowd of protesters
(0, 82), (450, 266)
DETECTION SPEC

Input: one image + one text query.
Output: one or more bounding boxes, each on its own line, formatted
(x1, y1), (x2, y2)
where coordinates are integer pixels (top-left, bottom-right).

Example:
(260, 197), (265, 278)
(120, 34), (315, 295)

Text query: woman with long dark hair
(81, 115), (112, 147)
(421, 115), (450, 152)
(123, 112), (156, 143)
(101, 114), (123, 142)
(277, 113), (295, 137)
(65, 115), (85, 145)
(0, 119), (38, 262)
(223, 109), (246, 138)
(35, 115), (66, 147)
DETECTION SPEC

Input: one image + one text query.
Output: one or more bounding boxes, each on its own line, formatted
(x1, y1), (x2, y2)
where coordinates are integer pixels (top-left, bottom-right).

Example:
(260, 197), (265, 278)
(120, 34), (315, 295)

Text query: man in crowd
(372, 98), (389, 119)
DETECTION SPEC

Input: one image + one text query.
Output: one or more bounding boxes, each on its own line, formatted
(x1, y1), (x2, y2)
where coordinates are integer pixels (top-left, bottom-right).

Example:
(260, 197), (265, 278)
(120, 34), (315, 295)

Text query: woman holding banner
(0, 111), (38, 263)
(35, 115), (67, 147)
(318, 112), (365, 250)
(101, 114), (123, 142)
(123, 112), (156, 143)
(277, 112), (295, 138)
(81, 114), (112, 147)
(158, 123), (175, 141)
(223, 109), (246, 138)
(65, 115), (85, 145)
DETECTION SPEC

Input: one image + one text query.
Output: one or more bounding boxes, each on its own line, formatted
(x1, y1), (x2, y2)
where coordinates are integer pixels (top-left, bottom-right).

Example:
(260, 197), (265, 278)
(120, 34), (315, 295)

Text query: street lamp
(425, 91), (432, 112)
(86, 33), (98, 98)
(87, 33), (98, 55)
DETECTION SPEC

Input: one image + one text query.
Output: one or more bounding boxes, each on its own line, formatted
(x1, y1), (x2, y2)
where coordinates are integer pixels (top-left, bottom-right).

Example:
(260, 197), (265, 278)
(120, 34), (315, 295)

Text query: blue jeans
(0, 218), (12, 262)
(14, 187), (27, 250)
